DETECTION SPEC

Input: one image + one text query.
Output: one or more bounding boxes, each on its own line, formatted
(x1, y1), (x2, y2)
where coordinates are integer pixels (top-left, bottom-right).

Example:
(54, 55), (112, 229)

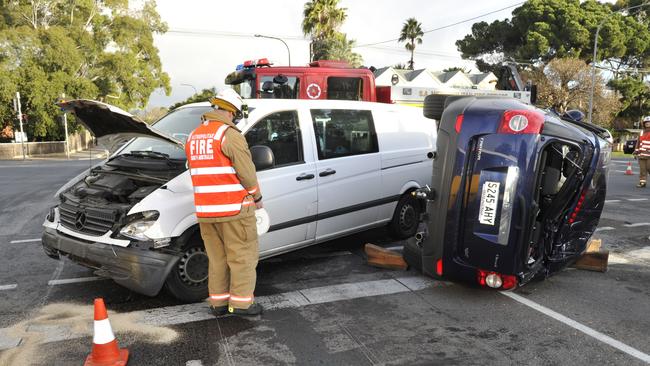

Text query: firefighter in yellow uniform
(634, 117), (650, 188)
(185, 89), (263, 316)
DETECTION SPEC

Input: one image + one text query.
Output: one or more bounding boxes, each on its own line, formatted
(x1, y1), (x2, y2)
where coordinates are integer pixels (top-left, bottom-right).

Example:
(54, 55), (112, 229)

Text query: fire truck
(225, 59), (536, 107)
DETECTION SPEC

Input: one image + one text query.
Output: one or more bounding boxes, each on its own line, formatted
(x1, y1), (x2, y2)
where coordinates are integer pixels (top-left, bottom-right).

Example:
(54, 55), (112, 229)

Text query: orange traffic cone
(625, 162), (633, 175)
(85, 298), (129, 366)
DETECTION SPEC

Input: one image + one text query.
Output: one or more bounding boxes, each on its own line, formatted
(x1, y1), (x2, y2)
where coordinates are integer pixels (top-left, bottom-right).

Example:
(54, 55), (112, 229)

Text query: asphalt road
(0, 157), (648, 366)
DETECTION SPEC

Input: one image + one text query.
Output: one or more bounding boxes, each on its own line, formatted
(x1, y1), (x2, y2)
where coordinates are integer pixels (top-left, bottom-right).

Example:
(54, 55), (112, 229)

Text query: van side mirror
(250, 145), (275, 171)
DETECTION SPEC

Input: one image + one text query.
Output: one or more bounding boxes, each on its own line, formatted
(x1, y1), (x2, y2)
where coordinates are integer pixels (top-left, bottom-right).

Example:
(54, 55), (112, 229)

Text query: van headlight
(119, 211), (159, 241)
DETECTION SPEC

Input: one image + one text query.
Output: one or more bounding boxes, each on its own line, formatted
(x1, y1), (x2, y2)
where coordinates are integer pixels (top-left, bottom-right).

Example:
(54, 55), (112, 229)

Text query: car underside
(404, 96), (609, 290)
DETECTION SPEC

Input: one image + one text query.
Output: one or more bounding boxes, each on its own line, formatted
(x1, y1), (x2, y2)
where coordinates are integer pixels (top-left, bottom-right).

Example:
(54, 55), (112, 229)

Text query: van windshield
(119, 106), (213, 160)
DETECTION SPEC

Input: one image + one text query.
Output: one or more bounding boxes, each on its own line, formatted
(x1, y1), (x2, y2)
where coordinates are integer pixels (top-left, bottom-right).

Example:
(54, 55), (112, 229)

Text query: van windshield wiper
(128, 150), (171, 159)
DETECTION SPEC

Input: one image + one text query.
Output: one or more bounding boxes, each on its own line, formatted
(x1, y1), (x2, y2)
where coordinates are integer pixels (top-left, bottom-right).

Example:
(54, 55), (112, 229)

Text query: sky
(147, 0), (528, 108)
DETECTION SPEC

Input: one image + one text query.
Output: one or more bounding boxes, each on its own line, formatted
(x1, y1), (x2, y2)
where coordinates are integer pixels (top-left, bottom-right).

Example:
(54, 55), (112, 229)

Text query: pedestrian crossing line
(595, 227), (615, 232)
(0, 284), (17, 291)
(0, 276), (442, 350)
(623, 223), (650, 228)
(627, 198), (648, 202)
(604, 200), (621, 203)
(48, 277), (107, 286)
(9, 238), (41, 244)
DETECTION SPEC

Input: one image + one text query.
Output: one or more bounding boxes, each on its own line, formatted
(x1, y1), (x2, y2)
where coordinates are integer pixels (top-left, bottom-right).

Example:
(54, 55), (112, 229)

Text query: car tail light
(498, 110), (544, 134)
(568, 190), (588, 224)
(455, 114), (464, 133)
(477, 269), (517, 290)
(436, 258), (443, 276)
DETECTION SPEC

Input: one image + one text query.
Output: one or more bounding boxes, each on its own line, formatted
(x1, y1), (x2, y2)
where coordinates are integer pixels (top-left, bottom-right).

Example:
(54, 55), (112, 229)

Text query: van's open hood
(58, 99), (183, 152)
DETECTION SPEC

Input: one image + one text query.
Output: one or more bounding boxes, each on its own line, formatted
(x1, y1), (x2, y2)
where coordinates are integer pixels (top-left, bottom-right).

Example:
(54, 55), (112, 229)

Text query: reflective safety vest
(186, 121), (253, 218)
(637, 132), (650, 158)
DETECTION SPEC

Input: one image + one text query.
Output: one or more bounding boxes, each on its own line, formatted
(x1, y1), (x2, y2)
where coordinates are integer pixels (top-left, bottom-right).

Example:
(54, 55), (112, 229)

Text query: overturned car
(404, 96), (611, 290)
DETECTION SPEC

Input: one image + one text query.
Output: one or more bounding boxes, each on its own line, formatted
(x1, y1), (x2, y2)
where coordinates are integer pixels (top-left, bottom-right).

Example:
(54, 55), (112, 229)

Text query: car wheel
(389, 192), (421, 239)
(423, 94), (447, 120)
(164, 236), (209, 303)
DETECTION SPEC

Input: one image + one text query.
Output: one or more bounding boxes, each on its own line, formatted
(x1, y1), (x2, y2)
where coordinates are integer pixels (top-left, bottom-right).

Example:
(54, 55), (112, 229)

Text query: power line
(166, 28), (307, 41)
(355, 1), (525, 48)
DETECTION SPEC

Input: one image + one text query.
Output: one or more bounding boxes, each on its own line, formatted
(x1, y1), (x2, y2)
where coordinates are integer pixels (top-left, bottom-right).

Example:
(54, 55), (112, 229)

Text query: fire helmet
(209, 89), (243, 114)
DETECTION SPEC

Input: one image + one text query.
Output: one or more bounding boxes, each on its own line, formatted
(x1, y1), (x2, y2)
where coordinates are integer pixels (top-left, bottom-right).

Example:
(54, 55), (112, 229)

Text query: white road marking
(604, 200), (621, 203)
(0, 276), (441, 350)
(384, 246), (403, 251)
(9, 238), (41, 244)
(627, 246), (650, 260)
(502, 292), (650, 363)
(0, 284), (17, 291)
(47, 277), (107, 286)
(627, 198), (648, 202)
(595, 227), (615, 232)
(623, 223), (650, 228)
(612, 170), (633, 173)
(186, 361), (203, 366)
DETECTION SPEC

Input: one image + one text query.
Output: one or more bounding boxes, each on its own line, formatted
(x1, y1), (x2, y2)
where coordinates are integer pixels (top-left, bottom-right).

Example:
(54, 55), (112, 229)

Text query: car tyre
(164, 235), (209, 303)
(389, 192), (421, 239)
(423, 94), (447, 120)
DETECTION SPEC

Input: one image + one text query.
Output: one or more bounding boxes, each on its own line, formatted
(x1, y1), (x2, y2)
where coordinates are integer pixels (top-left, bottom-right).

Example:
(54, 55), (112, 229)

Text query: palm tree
(302, 0), (347, 60)
(398, 18), (424, 70)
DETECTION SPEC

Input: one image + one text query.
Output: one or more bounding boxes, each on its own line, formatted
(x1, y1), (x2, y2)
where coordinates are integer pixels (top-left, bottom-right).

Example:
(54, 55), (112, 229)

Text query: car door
(309, 108), (382, 241)
(244, 109), (318, 254)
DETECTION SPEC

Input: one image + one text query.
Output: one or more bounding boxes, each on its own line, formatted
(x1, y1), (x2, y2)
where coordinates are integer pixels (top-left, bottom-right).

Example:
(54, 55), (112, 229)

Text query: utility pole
(15, 92), (26, 160)
(255, 34), (291, 66)
(61, 93), (70, 159)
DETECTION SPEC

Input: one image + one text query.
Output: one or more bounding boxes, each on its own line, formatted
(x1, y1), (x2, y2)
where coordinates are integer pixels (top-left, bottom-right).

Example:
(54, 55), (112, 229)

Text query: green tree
(398, 18), (424, 70)
(443, 67), (470, 73)
(456, 0), (650, 127)
(0, 0), (170, 141)
(169, 88), (217, 111)
(302, 0), (362, 65)
(528, 58), (620, 127)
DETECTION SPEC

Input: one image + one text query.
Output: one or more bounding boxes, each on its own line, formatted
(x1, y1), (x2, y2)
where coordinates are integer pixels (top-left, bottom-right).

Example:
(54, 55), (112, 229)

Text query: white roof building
(374, 67), (497, 90)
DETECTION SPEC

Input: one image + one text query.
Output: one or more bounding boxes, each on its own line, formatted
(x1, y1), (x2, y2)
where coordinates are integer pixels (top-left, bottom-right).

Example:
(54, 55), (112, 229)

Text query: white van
(42, 99), (436, 301)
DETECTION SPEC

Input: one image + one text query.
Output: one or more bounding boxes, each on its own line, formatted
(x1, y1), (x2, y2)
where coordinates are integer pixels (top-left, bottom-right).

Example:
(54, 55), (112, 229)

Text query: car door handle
(296, 173), (315, 181)
(319, 169), (336, 177)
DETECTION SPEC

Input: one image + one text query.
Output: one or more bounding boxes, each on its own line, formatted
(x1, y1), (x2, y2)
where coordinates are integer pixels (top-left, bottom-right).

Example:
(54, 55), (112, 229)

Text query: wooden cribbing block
(573, 250), (609, 272)
(364, 243), (408, 270)
(585, 239), (602, 253)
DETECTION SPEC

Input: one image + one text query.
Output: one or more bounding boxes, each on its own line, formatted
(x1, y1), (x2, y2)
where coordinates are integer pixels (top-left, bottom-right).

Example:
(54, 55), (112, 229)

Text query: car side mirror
(250, 145), (275, 171)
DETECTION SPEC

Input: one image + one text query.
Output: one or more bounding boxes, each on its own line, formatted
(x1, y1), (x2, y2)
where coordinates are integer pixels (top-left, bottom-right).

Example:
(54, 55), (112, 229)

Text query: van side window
(310, 109), (378, 160)
(327, 77), (363, 100)
(245, 111), (303, 167)
(258, 75), (299, 99)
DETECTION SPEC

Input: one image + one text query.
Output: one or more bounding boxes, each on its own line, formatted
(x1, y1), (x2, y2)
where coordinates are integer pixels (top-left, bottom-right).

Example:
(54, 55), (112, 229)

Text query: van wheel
(389, 192), (420, 239)
(164, 236), (209, 303)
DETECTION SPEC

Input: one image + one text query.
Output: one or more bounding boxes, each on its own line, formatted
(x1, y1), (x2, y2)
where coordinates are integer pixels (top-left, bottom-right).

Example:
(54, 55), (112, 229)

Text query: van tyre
(164, 236), (209, 302)
(389, 193), (420, 239)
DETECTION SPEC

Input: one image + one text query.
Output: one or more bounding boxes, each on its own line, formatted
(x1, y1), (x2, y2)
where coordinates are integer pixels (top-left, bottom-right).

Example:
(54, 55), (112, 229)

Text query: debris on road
(0, 302), (177, 365)
(364, 243), (408, 270)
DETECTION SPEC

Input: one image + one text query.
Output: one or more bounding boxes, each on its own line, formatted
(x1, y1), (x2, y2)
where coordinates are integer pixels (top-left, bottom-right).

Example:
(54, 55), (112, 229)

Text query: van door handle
(296, 173), (315, 181)
(319, 169), (336, 177)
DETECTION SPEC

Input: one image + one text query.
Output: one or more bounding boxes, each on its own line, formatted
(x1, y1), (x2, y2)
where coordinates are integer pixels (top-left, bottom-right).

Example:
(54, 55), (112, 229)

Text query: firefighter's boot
(229, 303), (263, 316)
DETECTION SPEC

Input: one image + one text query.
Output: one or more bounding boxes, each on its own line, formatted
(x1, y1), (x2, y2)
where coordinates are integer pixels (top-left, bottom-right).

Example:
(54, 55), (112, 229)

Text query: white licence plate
(478, 181), (500, 226)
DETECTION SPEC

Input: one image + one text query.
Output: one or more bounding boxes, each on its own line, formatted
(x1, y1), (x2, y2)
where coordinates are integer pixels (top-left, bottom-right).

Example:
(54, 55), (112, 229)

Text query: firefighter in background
(185, 89), (263, 316)
(634, 116), (650, 188)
